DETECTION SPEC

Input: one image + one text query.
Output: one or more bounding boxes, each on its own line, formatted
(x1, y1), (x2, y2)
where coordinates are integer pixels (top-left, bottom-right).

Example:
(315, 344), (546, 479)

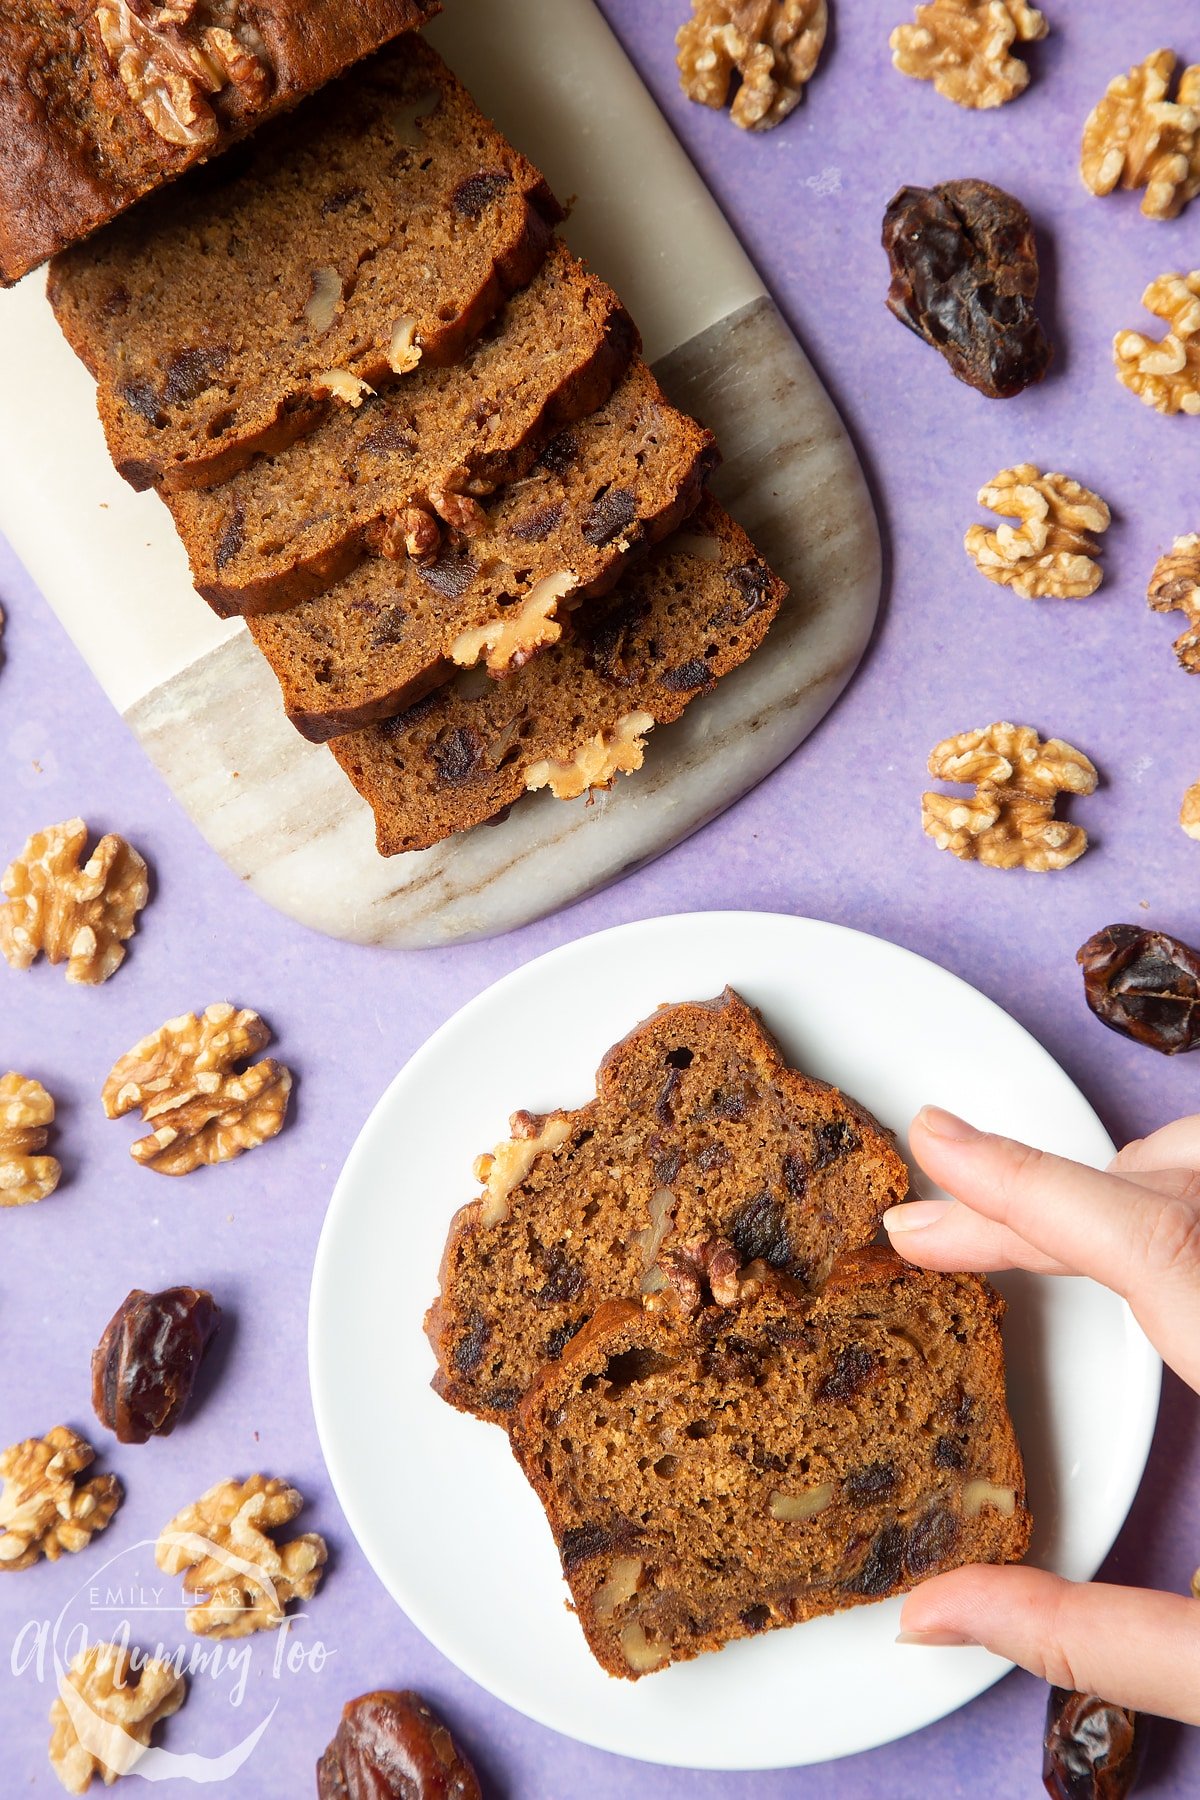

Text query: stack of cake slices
(49, 26), (788, 857)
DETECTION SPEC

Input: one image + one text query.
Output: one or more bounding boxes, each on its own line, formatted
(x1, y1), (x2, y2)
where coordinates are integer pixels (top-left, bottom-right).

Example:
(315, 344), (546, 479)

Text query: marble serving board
(0, 0), (880, 949)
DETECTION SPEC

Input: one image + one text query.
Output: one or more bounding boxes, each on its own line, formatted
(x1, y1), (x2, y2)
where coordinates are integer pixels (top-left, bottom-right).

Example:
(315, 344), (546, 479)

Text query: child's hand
(883, 1106), (1200, 1724)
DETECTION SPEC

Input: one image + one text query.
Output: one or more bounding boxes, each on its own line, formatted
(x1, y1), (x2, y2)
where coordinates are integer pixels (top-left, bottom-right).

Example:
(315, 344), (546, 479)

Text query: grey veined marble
(128, 296), (881, 948)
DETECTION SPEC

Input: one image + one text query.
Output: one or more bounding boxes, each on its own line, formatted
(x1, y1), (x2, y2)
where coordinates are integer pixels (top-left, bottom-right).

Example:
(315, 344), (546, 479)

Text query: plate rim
(308, 909), (1163, 1771)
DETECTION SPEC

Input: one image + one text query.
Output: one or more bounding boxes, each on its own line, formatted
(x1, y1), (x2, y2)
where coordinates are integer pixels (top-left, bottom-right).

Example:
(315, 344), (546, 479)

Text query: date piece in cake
(167, 240), (638, 614)
(330, 496), (784, 854)
(249, 362), (719, 740)
(0, 0), (440, 286)
(50, 38), (562, 493)
(425, 988), (909, 1422)
(509, 1245), (1031, 1678)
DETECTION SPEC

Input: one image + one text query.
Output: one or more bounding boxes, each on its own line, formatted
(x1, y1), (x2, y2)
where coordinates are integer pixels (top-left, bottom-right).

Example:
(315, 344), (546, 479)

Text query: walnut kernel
(0, 1427), (121, 1572)
(49, 1641), (186, 1794)
(1081, 50), (1200, 221)
(1148, 533), (1200, 669)
(890, 0), (1047, 110)
(1114, 271), (1200, 415)
(965, 465), (1111, 599)
(317, 368), (374, 407)
(451, 572), (578, 676)
(156, 1474), (326, 1637)
(475, 1111), (573, 1227)
(922, 722), (1097, 872)
(0, 819), (148, 984)
(95, 0), (272, 150)
(0, 1072), (60, 1207)
(1181, 779), (1200, 841)
(102, 1003), (291, 1176)
(676, 0), (828, 132)
(525, 711), (656, 802)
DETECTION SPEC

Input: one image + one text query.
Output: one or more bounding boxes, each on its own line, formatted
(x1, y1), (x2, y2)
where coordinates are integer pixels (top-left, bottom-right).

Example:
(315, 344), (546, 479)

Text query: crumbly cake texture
(166, 240), (638, 614)
(249, 362), (720, 740)
(425, 989), (909, 1421)
(49, 37), (563, 492)
(330, 495), (784, 854)
(0, 0), (440, 285)
(510, 1246), (1030, 1679)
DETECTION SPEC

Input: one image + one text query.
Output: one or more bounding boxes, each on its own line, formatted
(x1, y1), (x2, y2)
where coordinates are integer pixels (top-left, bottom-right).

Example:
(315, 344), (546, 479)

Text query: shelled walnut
(923, 723), (1097, 872)
(95, 0), (273, 150)
(1081, 50), (1200, 221)
(0, 819), (148, 984)
(1114, 272), (1200, 415)
(1182, 779), (1200, 841)
(102, 1003), (291, 1175)
(965, 466), (1111, 599)
(156, 1474), (326, 1637)
(676, 0), (828, 131)
(0, 1072), (60, 1206)
(1148, 534), (1200, 669)
(317, 1691), (482, 1800)
(0, 1427), (121, 1571)
(890, 0), (1046, 110)
(93, 1287), (221, 1443)
(50, 1641), (186, 1794)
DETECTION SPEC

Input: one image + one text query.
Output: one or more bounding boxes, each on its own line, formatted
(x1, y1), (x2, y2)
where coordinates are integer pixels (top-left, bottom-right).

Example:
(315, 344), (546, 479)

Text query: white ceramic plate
(308, 912), (1161, 1771)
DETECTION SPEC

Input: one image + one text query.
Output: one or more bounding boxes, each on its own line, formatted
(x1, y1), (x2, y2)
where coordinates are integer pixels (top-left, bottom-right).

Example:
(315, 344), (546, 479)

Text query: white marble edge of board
(0, 0), (763, 718)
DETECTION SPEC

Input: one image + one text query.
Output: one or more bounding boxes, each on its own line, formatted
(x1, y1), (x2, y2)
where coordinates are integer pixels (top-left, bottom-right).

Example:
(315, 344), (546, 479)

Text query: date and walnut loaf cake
(329, 496), (785, 854)
(509, 1243), (1031, 1679)
(248, 363), (720, 740)
(166, 240), (639, 614)
(0, 0), (440, 284)
(49, 37), (563, 492)
(425, 988), (909, 1421)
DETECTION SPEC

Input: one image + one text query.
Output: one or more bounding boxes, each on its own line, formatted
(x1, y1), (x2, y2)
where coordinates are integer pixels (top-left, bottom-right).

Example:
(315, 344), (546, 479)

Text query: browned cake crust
(425, 989), (909, 1422)
(166, 240), (638, 614)
(49, 37), (562, 492)
(248, 363), (719, 741)
(509, 1245), (1031, 1679)
(329, 496), (783, 854)
(0, 0), (440, 285)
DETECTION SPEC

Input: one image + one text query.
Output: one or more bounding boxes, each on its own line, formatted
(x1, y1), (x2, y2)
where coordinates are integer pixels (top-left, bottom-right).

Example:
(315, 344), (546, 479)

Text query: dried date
(317, 1690), (482, 1799)
(91, 1286), (220, 1445)
(1077, 925), (1200, 1055)
(1043, 1688), (1146, 1800)
(882, 179), (1052, 398)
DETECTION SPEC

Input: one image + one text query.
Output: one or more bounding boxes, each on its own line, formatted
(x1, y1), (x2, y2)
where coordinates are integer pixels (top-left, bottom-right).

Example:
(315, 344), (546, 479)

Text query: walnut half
(890, 0), (1047, 110)
(1114, 272), (1200, 416)
(156, 1474), (326, 1637)
(1148, 533), (1200, 670)
(102, 1003), (292, 1176)
(964, 465), (1111, 599)
(49, 1642), (186, 1795)
(677, 0), (828, 131)
(0, 1072), (60, 1207)
(0, 819), (148, 984)
(922, 722), (1097, 872)
(1081, 50), (1200, 221)
(0, 1427), (121, 1572)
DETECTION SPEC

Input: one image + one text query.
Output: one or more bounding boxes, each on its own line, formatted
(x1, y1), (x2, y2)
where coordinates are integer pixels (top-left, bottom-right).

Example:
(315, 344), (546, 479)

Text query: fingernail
(895, 1630), (977, 1648)
(883, 1199), (956, 1234)
(917, 1106), (981, 1143)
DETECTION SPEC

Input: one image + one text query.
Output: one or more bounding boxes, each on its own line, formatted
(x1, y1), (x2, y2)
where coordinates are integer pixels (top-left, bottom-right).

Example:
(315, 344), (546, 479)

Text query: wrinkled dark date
(1043, 1688), (1146, 1800)
(882, 179), (1052, 398)
(1077, 924), (1200, 1054)
(91, 1286), (220, 1445)
(317, 1690), (482, 1800)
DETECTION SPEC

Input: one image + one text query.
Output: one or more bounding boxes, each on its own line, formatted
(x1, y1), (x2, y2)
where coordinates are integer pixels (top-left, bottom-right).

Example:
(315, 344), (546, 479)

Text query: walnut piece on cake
(94, 0), (273, 151)
(0, 819), (148, 984)
(156, 1474), (326, 1637)
(922, 722), (1097, 872)
(964, 465), (1111, 599)
(0, 1427), (121, 1572)
(0, 1072), (60, 1206)
(676, 0), (828, 131)
(49, 1641), (186, 1794)
(1114, 272), (1200, 415)
(1081, 50), (1200, 220)
(890, 0), (1046, 110)
(102, 1003), (291, 1175)
(1148, 534), (1200, 670)
(1181, 780), (1200, 841)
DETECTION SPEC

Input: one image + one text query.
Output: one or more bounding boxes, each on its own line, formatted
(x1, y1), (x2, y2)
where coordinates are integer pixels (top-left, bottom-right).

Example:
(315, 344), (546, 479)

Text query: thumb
(897, 1564), (1200, 1726)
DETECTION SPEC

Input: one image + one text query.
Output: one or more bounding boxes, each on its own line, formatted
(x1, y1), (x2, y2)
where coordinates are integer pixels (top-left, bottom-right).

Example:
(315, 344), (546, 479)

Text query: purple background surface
(2, 1), (1199, 1793)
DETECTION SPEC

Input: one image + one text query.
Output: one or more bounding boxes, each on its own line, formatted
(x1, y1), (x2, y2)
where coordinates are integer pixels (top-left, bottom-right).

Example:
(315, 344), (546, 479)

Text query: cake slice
(425, 989), (909, 1422)
(329, 495), (784, 854)
(49, 37), (562, 492)
(248, 363), (720, 740)
(166, 240), (637, 613)
(0, 0), (440, 286)
(509, 1244), (1031, 1679)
